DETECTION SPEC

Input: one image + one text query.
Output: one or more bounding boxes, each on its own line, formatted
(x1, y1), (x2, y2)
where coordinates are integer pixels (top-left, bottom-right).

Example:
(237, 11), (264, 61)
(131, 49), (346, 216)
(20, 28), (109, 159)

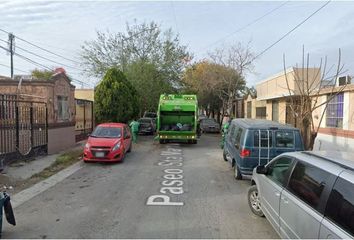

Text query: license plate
(95, 152), (104, 157)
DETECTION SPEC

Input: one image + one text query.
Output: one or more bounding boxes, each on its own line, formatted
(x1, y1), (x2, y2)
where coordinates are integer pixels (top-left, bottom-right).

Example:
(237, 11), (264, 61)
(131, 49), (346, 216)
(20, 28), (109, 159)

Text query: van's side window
(287, 161), (330, 210)
(325, 178), (354, 236)
(275, 130), (294, 148)
(229, 125), (235, 137)
(254, 130), (273, 147)
(234, 128), (243, 149)
(267, 157), (294, 186)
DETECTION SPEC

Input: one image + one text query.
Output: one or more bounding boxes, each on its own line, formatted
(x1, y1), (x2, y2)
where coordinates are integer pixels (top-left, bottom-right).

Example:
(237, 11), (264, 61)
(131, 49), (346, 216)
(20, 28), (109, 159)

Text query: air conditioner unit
(336, 75), (351, 86)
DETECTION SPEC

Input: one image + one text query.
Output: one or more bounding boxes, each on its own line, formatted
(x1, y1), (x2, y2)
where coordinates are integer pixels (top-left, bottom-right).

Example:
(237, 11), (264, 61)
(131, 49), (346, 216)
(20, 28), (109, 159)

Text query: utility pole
(8, 33), (15, 79)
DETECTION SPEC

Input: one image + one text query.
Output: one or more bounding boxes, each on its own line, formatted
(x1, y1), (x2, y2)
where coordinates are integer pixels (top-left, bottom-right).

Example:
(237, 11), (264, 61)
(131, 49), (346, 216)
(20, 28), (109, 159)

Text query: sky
(0, 0), (353, 88)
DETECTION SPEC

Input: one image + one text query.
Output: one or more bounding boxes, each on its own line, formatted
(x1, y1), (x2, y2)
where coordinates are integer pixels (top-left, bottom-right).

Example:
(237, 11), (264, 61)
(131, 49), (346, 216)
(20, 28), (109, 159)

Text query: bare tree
(284, 47), (347, 150)
(208, 42), (254, 118)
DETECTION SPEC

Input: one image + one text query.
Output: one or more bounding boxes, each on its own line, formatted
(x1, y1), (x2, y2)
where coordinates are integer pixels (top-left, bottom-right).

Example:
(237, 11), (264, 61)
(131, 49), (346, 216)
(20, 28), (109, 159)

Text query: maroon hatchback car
(83, 123), (132, 162)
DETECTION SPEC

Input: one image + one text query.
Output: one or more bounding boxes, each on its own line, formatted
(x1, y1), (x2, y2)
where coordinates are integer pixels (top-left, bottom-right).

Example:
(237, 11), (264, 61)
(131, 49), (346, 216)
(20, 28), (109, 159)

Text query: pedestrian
(129, 119), (140, 143)
(197, 119), (201, 138)
(220, 117), (232, 149)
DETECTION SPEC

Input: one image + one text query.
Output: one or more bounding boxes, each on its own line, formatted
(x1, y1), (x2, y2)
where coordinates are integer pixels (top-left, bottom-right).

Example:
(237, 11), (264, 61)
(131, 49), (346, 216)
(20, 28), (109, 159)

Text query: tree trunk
(301, 116), (312, 150)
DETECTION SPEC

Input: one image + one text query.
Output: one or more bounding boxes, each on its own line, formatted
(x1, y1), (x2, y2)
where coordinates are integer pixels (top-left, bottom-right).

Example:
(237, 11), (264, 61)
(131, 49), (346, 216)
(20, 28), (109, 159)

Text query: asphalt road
(3, 134), (278, 239)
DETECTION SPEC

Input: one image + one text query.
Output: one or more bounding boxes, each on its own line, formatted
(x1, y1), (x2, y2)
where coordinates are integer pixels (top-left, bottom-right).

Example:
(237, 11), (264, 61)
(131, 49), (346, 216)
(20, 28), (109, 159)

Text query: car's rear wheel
(223, 149), (228, 161)
(248, 185), (264, 217)
(234, 162), (242, 180)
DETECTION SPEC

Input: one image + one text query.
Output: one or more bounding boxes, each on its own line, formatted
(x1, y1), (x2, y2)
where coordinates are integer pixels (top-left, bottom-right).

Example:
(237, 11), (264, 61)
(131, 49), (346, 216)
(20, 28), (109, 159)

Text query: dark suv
(138, 118), (156, 135)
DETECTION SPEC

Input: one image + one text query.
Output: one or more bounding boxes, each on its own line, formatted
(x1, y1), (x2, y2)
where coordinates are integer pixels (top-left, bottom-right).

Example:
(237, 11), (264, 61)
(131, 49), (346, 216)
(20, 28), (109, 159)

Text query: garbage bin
(0, 191), (15, 238)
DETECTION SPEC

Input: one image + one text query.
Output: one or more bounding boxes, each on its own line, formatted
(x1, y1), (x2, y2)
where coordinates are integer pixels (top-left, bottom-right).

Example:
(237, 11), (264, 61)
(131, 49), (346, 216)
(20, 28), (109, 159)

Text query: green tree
(182, 60), (245, 124)
(124, 60), (172, 115)
(81, 20), (191, 89)
(94, 68), (139, 123)
(31, 69), (54, 80)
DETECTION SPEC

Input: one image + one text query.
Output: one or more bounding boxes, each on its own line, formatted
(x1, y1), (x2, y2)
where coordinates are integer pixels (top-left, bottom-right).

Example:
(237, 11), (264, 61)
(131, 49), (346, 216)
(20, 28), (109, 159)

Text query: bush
(95, 68), (139, 123)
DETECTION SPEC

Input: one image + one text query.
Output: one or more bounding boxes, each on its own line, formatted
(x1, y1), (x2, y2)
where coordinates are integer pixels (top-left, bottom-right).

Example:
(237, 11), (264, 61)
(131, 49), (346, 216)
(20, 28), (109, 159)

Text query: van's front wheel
(234, 163), (242, 180)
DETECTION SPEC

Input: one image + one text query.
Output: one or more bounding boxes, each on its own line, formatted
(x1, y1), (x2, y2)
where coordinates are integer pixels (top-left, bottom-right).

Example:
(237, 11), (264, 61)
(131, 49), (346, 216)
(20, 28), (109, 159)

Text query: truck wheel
(248, 185), (264, 217)
(234, 162), (242, 180)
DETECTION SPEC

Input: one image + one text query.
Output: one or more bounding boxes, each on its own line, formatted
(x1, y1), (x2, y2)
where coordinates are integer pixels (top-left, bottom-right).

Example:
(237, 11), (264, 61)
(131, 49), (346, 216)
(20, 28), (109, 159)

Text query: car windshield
(90, 126), (122, 138)
(203, 119), (217, 124)
(144, 113), (157, 118)
(139, 118), (152, 123)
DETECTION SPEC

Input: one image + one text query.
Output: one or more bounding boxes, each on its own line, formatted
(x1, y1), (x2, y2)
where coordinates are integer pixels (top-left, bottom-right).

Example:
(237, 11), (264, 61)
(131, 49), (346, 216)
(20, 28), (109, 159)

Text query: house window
(57, 96), (69, 121)
(256, 107), (266, 119)
(326, 93), (344, 128)
(247, 101), (252, 118)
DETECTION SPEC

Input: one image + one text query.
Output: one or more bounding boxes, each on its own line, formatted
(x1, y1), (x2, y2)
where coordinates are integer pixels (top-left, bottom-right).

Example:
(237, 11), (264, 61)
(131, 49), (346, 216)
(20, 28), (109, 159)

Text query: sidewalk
(0, 140), (86, 194)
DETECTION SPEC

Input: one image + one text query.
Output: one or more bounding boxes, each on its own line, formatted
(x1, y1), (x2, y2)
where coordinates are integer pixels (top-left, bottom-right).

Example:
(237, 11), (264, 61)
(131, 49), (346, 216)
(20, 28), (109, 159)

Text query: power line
(1, 43), (92, 87)
(0, 62), (28, 74)
(0, 28), (81, 65)
(2, 46), (90, 86)
(199, 1), (289, 53)
(252, 1), (331, 61)
(0, 38), (83, 71)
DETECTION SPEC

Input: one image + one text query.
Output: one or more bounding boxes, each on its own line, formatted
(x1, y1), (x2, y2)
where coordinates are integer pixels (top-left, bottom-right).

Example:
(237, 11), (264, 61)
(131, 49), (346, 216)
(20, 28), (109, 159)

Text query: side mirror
(256, 165), (267, 175)
(125, 135), (131, 139)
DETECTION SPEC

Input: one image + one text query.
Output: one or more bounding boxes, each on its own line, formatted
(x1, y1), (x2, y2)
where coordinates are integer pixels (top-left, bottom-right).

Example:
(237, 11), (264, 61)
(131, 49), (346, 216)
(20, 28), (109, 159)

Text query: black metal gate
(0, 94), (47, 164)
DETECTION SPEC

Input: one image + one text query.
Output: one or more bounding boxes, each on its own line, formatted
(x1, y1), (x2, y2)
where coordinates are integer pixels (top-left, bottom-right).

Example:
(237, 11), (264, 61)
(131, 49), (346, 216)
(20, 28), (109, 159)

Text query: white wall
(313, 133), (354, 152)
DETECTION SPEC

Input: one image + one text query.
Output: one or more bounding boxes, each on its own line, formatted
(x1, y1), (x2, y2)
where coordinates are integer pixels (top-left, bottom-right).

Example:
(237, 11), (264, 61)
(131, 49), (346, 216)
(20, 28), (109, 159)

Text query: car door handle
(281, 196), (289, 204)
(275, 192), (280, 197)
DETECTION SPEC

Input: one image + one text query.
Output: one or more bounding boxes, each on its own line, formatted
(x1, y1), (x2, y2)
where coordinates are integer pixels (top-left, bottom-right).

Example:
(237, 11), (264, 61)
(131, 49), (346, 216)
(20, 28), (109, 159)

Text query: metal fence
(0, 94), (47, 164)
(75, 98), (94, 142)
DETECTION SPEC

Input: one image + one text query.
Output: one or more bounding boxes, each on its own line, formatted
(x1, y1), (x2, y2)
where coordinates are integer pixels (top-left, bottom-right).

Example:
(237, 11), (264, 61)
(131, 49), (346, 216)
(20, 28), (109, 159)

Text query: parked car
(249, 151), (354, 239)
(223, 119), (304, 180)
(138, 118), (156, 135)
(198, 114), (207, 121)
(143, 111), (157, 120)
(200, 118), (220, 133)
(83, 123), (132, 162)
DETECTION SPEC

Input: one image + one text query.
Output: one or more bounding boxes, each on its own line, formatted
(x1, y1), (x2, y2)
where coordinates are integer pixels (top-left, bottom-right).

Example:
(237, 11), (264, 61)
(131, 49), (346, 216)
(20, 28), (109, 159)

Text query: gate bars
(0, 95), (47, 163)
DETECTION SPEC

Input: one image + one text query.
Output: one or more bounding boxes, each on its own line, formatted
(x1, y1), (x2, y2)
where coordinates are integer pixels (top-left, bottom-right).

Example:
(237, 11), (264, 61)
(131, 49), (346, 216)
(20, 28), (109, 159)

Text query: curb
(11, 161), (84, 209)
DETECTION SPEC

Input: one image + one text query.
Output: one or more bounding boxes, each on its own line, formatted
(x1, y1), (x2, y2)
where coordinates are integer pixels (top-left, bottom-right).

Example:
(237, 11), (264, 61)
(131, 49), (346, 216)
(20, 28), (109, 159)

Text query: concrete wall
(75, 89), (94, 101)
(48, 126), (76, 154)
(256, 68), (295, 100)
(256, 67), (320, 101)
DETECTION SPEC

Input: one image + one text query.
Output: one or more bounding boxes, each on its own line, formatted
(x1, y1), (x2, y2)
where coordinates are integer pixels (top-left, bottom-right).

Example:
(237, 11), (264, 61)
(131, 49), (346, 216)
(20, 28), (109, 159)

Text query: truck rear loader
(157, 94), (198, 144)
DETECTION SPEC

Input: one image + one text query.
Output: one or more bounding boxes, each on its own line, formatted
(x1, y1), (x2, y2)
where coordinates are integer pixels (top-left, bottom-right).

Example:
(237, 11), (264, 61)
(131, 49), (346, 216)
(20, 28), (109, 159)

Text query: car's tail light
(240, 148), (250, 157)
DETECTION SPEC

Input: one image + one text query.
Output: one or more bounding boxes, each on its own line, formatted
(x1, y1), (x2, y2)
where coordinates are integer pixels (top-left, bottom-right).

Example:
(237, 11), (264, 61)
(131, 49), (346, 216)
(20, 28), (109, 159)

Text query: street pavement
(2, 134), (278, 239)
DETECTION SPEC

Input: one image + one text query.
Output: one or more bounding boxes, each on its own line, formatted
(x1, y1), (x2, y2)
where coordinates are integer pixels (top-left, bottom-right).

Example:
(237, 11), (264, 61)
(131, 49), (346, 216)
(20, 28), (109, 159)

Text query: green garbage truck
(157, 94), (198, 144)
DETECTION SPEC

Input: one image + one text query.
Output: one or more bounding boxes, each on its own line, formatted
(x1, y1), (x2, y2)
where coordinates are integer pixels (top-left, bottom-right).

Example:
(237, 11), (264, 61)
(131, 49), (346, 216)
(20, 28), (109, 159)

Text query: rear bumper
(158, 132), (197, 140)
(138, 129), (154, 134)
(202, 128), (220, 133)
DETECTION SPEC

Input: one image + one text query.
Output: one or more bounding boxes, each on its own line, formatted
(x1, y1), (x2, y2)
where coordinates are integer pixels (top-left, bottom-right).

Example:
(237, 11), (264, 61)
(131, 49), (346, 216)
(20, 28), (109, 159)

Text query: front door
(280, 161), (333, 238)
(123, 127), (130, 152)
(258, 156), (294, 235)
